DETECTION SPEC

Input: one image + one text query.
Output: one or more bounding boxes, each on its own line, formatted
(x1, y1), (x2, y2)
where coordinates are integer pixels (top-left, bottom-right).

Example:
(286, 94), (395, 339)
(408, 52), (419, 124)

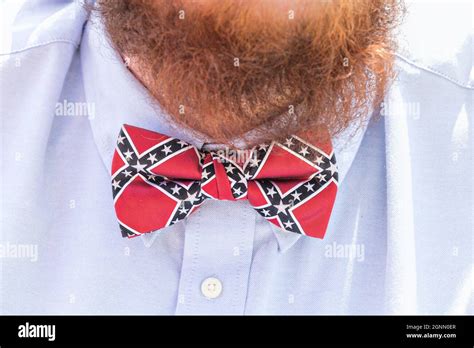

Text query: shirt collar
(80, 16), (206, 175)
(80, 14), (369, 253)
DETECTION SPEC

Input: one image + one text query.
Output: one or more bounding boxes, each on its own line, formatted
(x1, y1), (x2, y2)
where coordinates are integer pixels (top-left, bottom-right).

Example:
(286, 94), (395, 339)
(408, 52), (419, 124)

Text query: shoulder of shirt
(0, 0), (89, 56)
(394, 0), (473, 90)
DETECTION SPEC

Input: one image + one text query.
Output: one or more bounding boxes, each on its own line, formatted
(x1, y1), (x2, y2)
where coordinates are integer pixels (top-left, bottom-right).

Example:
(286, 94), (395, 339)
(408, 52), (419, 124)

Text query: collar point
(271, 226), (303, 253)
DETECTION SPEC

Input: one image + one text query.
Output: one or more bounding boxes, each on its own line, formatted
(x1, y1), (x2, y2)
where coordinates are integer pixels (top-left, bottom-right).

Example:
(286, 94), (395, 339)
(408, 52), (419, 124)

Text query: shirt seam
(185, 217), (200, 314)
(395, 53), (473, 90)
(232, 206), (248, 313)
(0, 39), (79, 56)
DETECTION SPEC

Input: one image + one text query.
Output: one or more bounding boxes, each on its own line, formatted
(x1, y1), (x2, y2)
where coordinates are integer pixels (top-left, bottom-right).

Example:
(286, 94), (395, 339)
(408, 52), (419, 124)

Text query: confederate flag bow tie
(111, 124), (338, 239)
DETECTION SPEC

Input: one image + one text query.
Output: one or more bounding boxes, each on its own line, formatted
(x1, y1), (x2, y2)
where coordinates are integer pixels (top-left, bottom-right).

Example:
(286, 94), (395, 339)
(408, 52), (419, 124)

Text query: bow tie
(111, 124), (338, 239)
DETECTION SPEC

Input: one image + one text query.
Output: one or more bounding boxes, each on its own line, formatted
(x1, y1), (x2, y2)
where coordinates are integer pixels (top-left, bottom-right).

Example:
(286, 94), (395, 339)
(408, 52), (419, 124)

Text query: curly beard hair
(97, 0), (404, 147)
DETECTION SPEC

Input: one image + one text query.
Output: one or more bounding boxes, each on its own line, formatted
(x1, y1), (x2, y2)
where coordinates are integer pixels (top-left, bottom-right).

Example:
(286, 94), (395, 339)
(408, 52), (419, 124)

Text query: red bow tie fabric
(111, 124), (338, 239)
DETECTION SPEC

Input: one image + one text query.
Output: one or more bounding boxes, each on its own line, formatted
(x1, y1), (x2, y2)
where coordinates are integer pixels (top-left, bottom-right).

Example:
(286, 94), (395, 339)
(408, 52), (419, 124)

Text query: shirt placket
(175, 200), (256, 314)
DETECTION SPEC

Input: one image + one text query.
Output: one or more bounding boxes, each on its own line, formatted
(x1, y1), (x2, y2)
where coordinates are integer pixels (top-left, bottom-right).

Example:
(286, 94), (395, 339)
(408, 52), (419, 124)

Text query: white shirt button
(201, 277), (223, 299)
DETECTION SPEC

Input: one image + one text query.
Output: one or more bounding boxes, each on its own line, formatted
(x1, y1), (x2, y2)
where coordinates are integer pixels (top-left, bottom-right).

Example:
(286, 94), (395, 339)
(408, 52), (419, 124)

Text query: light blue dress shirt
(0, 0), (472, 314)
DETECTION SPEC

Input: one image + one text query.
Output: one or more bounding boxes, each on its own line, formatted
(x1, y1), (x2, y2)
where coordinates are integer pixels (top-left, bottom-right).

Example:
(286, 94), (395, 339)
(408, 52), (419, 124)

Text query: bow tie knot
(112, 124), (338, 239)
(201, 151), (250, 201)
